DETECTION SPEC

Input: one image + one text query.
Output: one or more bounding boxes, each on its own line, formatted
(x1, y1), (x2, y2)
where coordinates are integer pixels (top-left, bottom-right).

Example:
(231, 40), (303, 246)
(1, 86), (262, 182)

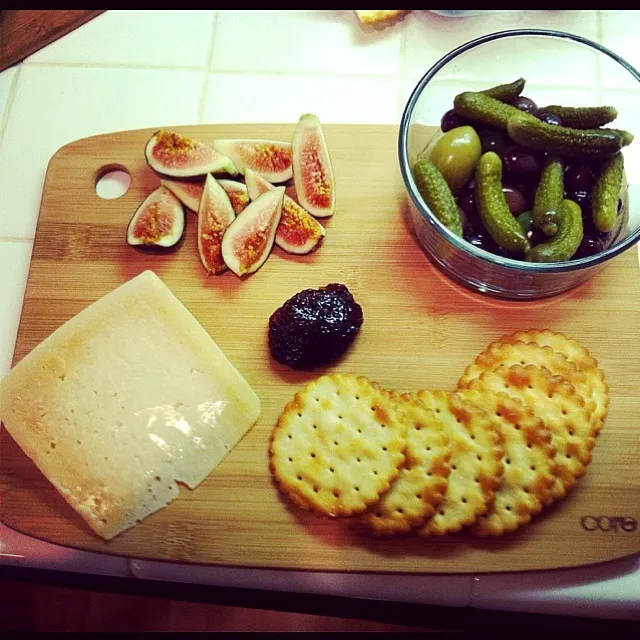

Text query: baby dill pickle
(526, 199), (583, 263)
(475, 152), (531, 253)
(412, 158), (464, 237)
(592, 152), (624, 233)
(532, 155), (565, 236)
(541, 105), (617, 129)
(507, 115), (622, 159)
(453, 91), (538, 130)
(481, 78), (526, 103)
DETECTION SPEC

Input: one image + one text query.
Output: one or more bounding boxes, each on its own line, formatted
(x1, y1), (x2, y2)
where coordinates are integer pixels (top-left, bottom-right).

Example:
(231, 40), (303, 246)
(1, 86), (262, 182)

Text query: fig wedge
(245, 168), (325, 255)
(222, 187), (285, 277)
(217, 179), (250, 215)
(160, 178), (204, 212)
(292, 114), (335, 218)
(145, 130), (238, 178)
(127, 186), (185, 248)
(197, 174), (236, 275)
(212, 139), (292, 183)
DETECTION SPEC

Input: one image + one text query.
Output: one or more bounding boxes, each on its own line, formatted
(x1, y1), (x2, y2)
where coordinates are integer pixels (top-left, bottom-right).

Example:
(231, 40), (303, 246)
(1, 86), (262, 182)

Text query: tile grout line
(23, 60), (206, 73)
(0, 236), (34, 244)
(0, 65), (23, 148)
(198, 11), (219, 124)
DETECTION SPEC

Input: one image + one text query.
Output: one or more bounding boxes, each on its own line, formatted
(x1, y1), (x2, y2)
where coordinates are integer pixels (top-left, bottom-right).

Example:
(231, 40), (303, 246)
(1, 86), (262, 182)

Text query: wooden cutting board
(1, 124), (639, 573)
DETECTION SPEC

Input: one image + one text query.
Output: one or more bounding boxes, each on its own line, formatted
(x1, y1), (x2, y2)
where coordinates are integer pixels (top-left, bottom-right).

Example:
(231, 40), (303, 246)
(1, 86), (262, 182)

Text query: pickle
(532, 155), (565, 236)
(526, 199), (583, 263)
(481, 78), (526, 103)
(507, 115), (622, 159)
(453, 91), (538, 131)
(474, 152), (531, 253)
(606, 128), (634, 147)
(412, 159), (464, 237)
(541, 105), (617, 129)
(592, 152), (624, 233)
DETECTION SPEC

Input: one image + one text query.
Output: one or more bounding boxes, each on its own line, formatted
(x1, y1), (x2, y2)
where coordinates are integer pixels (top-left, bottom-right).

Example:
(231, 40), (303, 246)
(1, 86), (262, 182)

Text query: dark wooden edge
(0, 565), (637, 632)
(0, 10), (106, 73)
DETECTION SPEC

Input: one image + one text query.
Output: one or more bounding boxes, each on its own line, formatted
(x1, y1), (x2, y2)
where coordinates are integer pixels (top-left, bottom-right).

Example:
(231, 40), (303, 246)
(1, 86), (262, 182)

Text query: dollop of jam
(268, 283), (363, 371)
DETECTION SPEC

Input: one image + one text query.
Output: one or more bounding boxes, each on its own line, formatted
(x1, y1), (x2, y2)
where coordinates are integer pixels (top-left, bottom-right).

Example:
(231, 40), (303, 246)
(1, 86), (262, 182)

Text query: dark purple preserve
(268, 284), (363, 370)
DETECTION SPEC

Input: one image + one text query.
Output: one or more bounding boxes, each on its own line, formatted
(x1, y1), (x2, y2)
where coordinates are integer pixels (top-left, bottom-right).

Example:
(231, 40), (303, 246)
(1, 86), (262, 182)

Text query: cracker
(355, 393), (451, 536)
(500, 330), (609, 434)
(412, 390), (504, 536)
(469, 364), (594, 502)
(457, 389), (558, 536)
(270, 373), (407, 517)
(459, 340), (600, 435)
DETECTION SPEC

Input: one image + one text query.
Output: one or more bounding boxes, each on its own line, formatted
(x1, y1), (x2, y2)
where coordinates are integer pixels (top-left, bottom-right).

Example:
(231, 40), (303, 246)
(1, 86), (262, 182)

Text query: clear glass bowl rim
(398, 28), (640, 273)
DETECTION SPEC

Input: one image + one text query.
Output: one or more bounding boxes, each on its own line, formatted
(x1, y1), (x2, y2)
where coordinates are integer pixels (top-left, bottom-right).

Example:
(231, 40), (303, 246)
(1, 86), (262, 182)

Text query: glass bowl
(398, 29), (640, 299)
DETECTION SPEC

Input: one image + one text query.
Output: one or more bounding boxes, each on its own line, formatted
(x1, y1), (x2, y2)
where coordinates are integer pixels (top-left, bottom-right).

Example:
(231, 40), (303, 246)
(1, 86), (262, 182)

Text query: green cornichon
(592, 153), (625, 233)
(526, 199), (584, 263)
(453, 91), (538, 130)
(481, 78), (526, 103)
(606, 128), (634, 147)
(475, 152), (531, 253)
(412, 158), (464, 237)
(541, 105), (617, 129)
(532, 156), (565, 237)
(507, 115), (623, 159)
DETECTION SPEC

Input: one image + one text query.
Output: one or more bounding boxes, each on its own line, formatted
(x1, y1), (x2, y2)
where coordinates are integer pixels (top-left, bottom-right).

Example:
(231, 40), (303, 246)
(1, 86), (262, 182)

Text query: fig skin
(245, 168), (325, 255)
(292, 114), (336, 218)
(126, 186), (185, 248)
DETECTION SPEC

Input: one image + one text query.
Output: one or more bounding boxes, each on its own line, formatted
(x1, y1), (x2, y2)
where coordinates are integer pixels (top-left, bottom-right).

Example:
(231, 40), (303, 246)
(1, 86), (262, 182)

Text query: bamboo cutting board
(1, 124), (639, 573)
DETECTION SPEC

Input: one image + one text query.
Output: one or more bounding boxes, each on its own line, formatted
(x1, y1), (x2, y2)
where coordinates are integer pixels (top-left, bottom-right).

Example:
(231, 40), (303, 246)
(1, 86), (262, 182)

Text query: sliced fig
(217, 179), (250, 215)
(127, 186), (185, 248)
(212, 139), (292, 183)
(160, 178), (204, 212)
(245, 169), (325, 255)
(197, 174), (236, 275)
(221, 187), (285, 277)
(292, 113), (336, 218)
(145, 130), (238, 178)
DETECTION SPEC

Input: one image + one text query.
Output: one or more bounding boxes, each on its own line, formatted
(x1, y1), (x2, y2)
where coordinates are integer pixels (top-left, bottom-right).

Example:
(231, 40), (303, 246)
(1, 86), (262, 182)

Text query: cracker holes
(356, 457), (361, 463)
(382, 447), (387, 451)
(461, 497), (467, 504)
(372, 470), (379, 476)
(566, 453), (572, 459)
(523, 487), (530, 493)
(416, 426), (422, 431)
(439, 509), (445, 515)
(357, 428), (363, 434)
(561, 409), (568, 416)
(329, 467), (334, 473)
(427, 472), (432, 477)
(313, 486), (319, 493)
(515, 424), (521, 430)
(456, 418), (461, 424)
(470, 435), (476, 440)
(416, 493), (422, 499)
(451, 464), (457, 471)
(298, 413), (302, 418)
(527, 443), (532, 449)
(495, 411), (502, 417)
(396, 508), (404, 514)
(288, 457), (293, 462)
(435, 408), (441, 414)
(354, 486), (360, 492)
(530, 465), (536, 471)
(333, 440), (339, 446)
(312, 425), (317, 430)
(50, 441), (56, 449)
(520, 360), (526, 365)
(333, 490), (340, 498)
(297, 475), (302, 481)
(474, 477), (479, 483)
(477, 455), (483, 461)
(426, 446), (431, 451)
(375, 512), (383, 518)
(310, 452), (316, 458)
(288, 434), (293, 440)
(505, 458), (511, 465)
(355, 396), (360, 400)
(569, 429), (574, 436)
(505, 505), (512, 512)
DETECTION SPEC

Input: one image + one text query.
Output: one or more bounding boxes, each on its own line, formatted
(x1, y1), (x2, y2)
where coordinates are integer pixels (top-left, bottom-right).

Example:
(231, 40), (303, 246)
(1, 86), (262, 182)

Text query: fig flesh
(217, 179), (250, 215)
(245, 169), (325, 255)
(221, 187), (285, 276)
(212, 139), (292, 183)
(197, 174), (236, 274)
(145, 130), (238, 178)
(127, 186), (185, 248)
(160, 178), (204, 212)
(292, 113), (335, 218)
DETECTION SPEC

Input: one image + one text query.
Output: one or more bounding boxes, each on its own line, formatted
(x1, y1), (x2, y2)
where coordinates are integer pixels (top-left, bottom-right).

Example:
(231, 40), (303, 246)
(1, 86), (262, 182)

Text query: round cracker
(457, 389), (558, 536)
(413, 390), (504, 536)
(459, 340), (600, 435)
(469, 364), (594, 503)
(354, 393), (451, 536)
(500, 329), (609, 434)
(270, 373), (407, 518)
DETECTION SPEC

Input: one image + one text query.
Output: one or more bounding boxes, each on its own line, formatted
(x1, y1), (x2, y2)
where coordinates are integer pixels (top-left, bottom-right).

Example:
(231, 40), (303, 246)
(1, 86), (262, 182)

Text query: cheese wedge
(0, 270), (260, 540)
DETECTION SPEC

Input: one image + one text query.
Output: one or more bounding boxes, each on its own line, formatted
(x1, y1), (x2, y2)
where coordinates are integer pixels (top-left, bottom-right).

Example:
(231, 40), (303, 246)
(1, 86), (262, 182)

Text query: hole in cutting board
(95, 165), (131, 199)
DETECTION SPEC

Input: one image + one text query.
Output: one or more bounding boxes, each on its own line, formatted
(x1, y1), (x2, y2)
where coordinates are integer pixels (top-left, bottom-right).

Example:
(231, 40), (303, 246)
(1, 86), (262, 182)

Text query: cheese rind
(0, 270), (260, 540)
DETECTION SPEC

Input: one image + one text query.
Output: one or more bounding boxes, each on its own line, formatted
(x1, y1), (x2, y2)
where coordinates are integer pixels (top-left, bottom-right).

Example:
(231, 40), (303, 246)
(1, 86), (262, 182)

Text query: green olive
(429, 125), (482, 194)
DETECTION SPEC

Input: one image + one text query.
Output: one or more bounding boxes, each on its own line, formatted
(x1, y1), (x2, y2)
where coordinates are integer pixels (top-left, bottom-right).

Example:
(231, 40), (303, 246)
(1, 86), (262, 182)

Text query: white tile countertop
(1, 9), (639, 621)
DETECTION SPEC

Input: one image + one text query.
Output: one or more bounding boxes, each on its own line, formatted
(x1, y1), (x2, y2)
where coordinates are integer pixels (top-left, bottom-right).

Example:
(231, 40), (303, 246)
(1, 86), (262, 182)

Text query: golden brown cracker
(412, 390), (504, 536)
(457, 389), (558, 536)
(355, 10), (408, 27)
(500, 330), (609, 434)
(355, 393), (451, 536)
(469, 364), (594, 502)
(459, 340), (600, 435)
(270, 373), (407, 517)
